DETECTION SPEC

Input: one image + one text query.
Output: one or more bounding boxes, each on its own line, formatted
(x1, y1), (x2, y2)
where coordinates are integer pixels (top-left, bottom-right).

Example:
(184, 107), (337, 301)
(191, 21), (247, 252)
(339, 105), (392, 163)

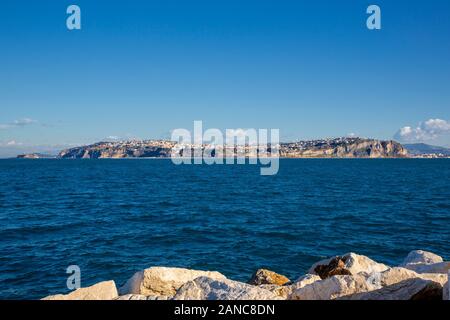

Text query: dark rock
(314, 256), (352, 279)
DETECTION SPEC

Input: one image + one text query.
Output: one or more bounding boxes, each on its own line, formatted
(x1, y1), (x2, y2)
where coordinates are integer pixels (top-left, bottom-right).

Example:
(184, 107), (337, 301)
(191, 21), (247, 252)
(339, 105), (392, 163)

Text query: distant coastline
(15, 137), (450, 159)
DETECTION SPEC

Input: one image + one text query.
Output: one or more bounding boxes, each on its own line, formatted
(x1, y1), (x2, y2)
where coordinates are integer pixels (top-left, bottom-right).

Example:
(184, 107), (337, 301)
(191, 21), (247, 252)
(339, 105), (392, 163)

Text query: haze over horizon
(1, 0), (450, 157)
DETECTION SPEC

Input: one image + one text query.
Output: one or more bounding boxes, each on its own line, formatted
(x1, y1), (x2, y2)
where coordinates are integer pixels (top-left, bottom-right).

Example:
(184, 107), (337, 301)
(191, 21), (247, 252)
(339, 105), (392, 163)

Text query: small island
(16, 153), (56, 159)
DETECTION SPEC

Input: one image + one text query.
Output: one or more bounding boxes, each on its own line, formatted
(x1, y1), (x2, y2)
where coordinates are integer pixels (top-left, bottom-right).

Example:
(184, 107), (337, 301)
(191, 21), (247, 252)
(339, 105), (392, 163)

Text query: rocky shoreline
(18, 138), (450, 159)
(42, 250), (449, 300)
(54, 137), (408, 159)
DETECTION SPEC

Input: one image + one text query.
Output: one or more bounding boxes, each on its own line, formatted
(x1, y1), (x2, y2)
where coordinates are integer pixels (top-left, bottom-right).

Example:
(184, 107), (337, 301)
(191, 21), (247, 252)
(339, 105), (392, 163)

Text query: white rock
(173, 276), (282, 300)
(256, 274), (321, 299)
(256, 284), (291, 298)
(379, 267), (418, 286)
(119, 270), (144, 295)
(289, 274), (376, 300)
(291, 274), (322, 290)
(400, 250), (449, 275)
(379, 267), (447, 287)
(308, 253), (389, 277)
(415, 273), (447, 287)
(401, 250), (443, 266)
(402, 262), (450, 274)
(42, 281), (118, 300)
(119, 267), (226, 297)
(340, 278), (443, 300)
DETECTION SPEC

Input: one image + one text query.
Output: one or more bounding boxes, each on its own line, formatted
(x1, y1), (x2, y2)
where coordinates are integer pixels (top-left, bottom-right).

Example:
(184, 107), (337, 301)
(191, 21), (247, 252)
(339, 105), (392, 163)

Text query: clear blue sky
(1, 0), (450, 156)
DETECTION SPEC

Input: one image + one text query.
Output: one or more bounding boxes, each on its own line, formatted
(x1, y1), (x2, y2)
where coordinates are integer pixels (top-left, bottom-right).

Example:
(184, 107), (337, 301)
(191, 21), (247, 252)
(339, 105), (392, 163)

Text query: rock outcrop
(42, 281), (118, 300)
(378, 267), (448, 287)
(309, 253), (389, 279)
(248, 269), (290, 286)
(256, 274), (321, 299)
(340, 278), (443, 300)
(312, 257), (352, 279)
(289, 274), (377, 300)
(58, 140), (175, 159)
(280, 138), (408, 158)
(400, 250), (449, 274)
(173, 277), (282, 300)
(119, 267), (226, 298)
(401, 250), (444, 266)
(286, 274), (322, 296)
(402, 262), (450, 274)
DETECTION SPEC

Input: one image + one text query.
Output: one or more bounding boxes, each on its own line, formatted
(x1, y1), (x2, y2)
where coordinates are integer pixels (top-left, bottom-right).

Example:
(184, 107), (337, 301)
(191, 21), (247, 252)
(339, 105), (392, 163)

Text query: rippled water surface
(0, 159), (449, 299)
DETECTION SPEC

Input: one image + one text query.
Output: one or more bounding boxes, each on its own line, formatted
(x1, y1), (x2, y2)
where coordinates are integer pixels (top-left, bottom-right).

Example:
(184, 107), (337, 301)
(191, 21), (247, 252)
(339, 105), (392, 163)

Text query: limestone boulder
(289, 274), (376, 300)
(379, 267), (419, 286)
(173, 276), (282, 300)
(42, 280), (118, 300)
(340, 278), (443, 300)
(248, 269), (290, 286)
(309, 253), (389, 279)
(290, 274), (322, 291)
(252, 284), (290, 299)
(257, 274), (321, 299)
(119, 270), (144, 295)
(400, 250), (449, 274)
(401, 250), (443, 266)
(402, 262), (450, 274)
(119, 267), (226, 297)
(379, 267), (448, 287)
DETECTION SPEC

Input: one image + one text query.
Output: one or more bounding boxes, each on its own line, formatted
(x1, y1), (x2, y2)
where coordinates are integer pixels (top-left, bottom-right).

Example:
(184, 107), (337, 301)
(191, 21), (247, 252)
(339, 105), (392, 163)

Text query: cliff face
(58, 141), (175, 159)
(58, 138), (408, 159)
(280, 138), (408, 158)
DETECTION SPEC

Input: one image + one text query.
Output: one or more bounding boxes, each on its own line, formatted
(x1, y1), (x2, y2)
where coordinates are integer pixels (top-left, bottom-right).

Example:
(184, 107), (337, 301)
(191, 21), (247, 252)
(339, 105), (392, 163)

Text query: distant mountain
(403, 143), (450, 156)
(57, 138), (408, 159)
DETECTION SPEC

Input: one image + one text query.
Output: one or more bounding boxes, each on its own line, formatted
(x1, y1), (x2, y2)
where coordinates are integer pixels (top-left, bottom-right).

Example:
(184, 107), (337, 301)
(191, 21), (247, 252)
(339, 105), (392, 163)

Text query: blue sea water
(0, 159), (449, 299)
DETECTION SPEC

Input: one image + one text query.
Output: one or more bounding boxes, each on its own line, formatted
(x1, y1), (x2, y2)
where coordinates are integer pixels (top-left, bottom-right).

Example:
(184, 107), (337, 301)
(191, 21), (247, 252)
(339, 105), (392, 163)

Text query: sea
(0, 159), (449, 299)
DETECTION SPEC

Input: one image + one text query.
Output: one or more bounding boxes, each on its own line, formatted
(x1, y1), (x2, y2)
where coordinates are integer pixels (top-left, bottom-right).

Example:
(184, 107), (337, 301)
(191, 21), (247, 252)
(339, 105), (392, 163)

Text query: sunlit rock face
(57, 137), (408, 159)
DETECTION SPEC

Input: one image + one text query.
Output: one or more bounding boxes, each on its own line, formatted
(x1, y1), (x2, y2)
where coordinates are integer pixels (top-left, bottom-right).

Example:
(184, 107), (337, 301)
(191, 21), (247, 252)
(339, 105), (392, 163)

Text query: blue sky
(1, 0), (450, 156)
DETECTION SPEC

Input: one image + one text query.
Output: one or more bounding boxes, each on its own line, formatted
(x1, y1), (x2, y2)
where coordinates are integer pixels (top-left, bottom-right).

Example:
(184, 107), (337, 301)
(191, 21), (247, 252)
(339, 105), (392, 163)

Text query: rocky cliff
(280, 138), (408, 158)
(57, 138), (408, 159)
(58, 140), (175, 159)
